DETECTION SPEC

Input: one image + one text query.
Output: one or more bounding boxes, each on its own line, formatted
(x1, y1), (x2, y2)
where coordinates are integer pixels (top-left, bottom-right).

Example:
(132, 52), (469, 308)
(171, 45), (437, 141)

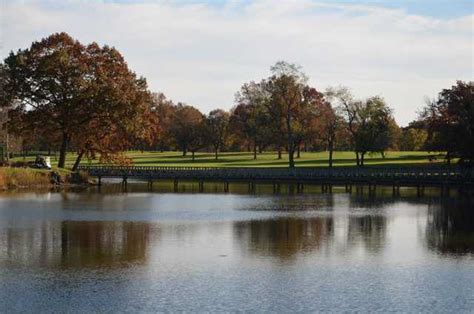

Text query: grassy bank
(0, 167), (89, 190)
(0, 168), (51, 189)
(12, 151), (447, 168)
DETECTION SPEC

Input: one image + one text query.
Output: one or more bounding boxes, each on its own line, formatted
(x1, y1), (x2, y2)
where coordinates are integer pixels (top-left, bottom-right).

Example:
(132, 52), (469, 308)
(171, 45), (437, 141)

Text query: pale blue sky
(1, 0), (473, 125)
(45, 0), (473, 18)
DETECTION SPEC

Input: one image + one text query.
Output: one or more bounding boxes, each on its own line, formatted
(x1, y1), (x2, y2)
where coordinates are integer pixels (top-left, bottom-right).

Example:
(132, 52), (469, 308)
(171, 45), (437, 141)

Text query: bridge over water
(77, 165), (474, 194)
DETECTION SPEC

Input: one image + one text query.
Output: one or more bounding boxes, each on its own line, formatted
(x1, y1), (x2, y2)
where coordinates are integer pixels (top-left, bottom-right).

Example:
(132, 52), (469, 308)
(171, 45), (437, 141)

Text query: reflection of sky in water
(0, 188), (473, 312)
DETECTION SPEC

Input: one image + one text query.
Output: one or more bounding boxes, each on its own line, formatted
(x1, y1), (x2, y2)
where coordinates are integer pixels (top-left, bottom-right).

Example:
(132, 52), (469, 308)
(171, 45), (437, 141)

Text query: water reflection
(347, 215), (387, 252)
(425, 197), (474, 255)
(234, 217), (333, 260)
(1, 187), (473, 312)
(0, 188), (473, 272)
(0, 221), (153, 268)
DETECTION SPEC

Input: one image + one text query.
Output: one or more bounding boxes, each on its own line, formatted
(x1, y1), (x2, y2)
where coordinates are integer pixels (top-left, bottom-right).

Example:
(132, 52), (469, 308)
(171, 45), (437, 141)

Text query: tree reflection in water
(1, 187), (472, 272)
(347, 215), (386, 252)
(1, 221), (153, 268)
(425, 196), (474, 255)
(234, 217), (334, 260)
(233, 192), (393, 260)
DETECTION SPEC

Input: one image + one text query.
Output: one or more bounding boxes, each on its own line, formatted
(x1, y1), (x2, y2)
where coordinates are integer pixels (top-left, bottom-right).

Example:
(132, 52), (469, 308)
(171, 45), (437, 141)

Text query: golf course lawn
(12, 151), (447, 169)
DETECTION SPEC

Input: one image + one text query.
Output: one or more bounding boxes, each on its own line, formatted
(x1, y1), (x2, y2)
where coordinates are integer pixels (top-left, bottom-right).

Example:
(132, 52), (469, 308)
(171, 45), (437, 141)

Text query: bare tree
(326, 86), (362, 165)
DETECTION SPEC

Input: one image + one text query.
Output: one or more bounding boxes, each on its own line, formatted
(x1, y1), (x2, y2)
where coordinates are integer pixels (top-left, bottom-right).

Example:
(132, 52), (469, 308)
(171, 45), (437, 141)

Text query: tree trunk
(58, 134), (69, 169)
(192, 151), (195, 161)
(253, 141), (257, 160)
(446, 152), (451, 165)
(286, 109), (294, 168)
(72, 150), (85, 172)
(361, 152), (365, 166)
(258, 145), (263, 154)
(288, 145), (295, 168)
(328, 140), (334, 168)
(297, 144), (301, 159)
(278, 147), (282, 159)
(355, 152), (360, 167)
(215, 147), (218, 160)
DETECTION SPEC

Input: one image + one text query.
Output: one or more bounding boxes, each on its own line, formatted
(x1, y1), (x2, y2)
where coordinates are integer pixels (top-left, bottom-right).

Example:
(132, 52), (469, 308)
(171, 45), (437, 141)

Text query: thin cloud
(1, 0), (472, 126)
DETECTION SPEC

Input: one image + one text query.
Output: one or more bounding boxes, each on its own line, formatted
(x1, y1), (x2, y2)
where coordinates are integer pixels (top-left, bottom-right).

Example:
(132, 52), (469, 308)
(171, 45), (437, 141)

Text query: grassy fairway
(12, 151), (446, 168)
(121, 151), (447, 168)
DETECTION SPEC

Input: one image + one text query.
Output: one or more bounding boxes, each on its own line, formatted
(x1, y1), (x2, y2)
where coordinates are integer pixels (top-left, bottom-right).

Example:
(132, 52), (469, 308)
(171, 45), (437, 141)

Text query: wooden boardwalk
(77, 165), (474, 190)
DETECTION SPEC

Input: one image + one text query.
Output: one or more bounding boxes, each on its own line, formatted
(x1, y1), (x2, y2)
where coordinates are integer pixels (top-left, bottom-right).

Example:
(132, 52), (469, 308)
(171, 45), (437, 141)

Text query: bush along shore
(0, 167), (91, 190)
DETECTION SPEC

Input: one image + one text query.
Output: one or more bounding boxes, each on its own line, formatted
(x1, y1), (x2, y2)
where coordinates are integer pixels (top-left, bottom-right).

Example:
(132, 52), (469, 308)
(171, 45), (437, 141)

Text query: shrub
(67, 170), (90, 184)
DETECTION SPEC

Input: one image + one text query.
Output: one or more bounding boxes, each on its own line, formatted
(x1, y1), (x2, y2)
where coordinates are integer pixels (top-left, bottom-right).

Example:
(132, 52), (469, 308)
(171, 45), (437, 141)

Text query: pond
(0, 183), (473, 312)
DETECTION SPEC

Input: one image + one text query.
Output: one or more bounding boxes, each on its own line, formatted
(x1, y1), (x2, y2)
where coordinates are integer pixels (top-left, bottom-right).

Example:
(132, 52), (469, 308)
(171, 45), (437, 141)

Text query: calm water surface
(0, 184), (473, 312)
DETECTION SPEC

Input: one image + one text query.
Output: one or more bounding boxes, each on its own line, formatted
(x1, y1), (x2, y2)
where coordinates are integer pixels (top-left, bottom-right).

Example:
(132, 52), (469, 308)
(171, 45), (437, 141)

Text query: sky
(1, 0), (473, 126)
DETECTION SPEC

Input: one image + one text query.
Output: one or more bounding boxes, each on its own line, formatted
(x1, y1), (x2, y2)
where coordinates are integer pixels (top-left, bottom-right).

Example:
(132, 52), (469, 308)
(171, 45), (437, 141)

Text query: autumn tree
(187, 121), (207, 162)
(387, 118), (402, 151)
(0, 64), (11, 109)
(151, 92), (175, 152)
(69, 44), (157, 170)
(422, 81), (474, 164)
(421, 97), (454, 162)
(0, 64), (13, 159)
(2, 64), (56, 157)
(264, 61), (316, 168)
(3, 32), (155, 168)
(353, 96), (394, 165)
(205, 109), (230, 160)
(327, 87), (394, 166)
(291, 86), (327, 159)
(317, 97), (341, 167)
(169, 103), (204, 159)
(230, 81), (270, 159)
(400, 127), (427, 151)
(3, 33), (88, 168)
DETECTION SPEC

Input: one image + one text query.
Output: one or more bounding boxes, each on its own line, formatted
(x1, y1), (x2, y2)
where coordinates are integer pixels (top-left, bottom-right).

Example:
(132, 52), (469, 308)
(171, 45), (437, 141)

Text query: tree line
(1, 33), (473, 169)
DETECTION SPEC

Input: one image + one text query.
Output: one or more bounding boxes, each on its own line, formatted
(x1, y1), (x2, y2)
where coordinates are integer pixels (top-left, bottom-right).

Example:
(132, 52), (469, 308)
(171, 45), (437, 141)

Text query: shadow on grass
(88, 151), (446, 167)
(132, 158), (254, 165)
(225, 154), (441, 167)
(129, 155), (442, 167)
(129, 152), (273, 160)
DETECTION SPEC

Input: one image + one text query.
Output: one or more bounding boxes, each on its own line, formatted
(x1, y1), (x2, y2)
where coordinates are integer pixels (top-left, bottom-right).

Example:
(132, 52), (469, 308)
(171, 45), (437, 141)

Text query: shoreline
(0, 167), (93, 191)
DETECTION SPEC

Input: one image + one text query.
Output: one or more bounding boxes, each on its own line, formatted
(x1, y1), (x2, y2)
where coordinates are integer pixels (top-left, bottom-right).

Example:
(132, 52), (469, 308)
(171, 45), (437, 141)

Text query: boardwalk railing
(77, 165), (474, 187)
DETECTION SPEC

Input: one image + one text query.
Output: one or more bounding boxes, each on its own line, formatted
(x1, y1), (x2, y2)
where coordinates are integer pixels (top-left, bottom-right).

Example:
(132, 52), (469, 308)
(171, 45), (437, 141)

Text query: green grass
(12, 151), (447, 169)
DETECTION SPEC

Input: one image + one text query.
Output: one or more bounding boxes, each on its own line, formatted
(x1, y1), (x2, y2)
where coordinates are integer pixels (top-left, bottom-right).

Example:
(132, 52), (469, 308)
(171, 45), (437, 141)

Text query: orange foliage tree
(3, 32), (157, 169)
